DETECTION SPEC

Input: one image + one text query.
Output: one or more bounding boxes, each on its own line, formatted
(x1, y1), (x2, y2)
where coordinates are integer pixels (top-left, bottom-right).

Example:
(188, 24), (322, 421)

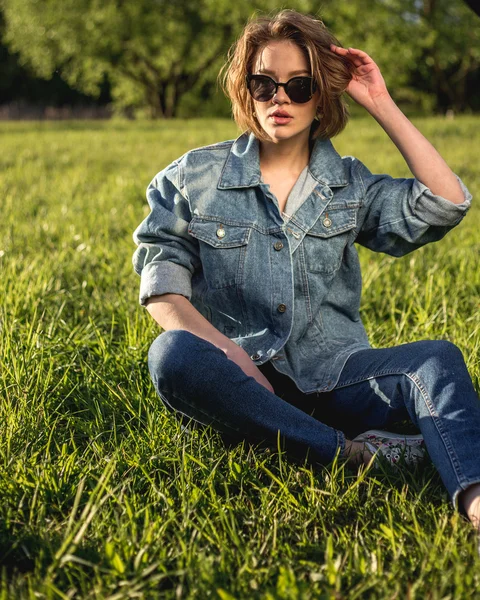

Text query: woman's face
(250, 39), (320, 144)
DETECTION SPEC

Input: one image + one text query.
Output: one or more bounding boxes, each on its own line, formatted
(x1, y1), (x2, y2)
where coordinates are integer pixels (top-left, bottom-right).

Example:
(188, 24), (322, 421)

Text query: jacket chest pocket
(303, 205), (357, 274)
(188, 217), (252, 289)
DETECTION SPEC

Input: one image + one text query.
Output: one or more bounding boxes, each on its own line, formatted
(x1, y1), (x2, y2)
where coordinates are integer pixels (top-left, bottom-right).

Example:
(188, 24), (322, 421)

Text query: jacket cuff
(139, 262), (192, 306)
(411, 175), (472, 226)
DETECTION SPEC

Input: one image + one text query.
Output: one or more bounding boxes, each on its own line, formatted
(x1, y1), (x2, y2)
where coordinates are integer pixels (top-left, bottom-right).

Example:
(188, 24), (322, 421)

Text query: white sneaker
(352, 429), (427, 466)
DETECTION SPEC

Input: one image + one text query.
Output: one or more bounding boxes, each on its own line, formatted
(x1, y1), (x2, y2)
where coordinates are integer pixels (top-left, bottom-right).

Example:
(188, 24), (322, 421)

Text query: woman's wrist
(223, 341), (250, 362)
(364, 92), (401, 124)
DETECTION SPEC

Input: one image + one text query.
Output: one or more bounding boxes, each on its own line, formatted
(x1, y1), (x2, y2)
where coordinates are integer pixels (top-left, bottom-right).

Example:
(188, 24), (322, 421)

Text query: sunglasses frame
(246, 74), (318, 104)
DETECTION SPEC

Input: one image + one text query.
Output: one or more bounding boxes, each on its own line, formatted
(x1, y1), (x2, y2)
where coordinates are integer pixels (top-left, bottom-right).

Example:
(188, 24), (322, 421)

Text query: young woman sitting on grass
(133, 10), (480, 537)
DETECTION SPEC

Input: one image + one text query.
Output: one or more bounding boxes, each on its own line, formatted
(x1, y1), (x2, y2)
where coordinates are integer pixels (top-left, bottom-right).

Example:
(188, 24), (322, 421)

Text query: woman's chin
(265, 126), (308, 143)
(265, 126), (296, 140)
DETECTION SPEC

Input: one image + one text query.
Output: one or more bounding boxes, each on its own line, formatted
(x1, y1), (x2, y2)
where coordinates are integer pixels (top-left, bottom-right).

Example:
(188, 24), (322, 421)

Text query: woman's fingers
(346, 47), (370, 58)
(330, 43), (388, 105)
(330, 45), (362, 67)
(330, 44), (347, 56)
(330, 44), (374, 67)
(330, 44), (368, 57)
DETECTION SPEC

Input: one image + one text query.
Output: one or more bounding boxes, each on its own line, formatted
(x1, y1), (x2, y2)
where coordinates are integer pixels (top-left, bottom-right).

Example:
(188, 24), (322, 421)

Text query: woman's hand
(225, 345), (275, 394)
(330, 45), (391, 111)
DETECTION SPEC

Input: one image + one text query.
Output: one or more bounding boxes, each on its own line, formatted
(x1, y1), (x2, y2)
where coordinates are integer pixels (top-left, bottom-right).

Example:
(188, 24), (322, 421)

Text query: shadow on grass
(0, 522), (103, 576)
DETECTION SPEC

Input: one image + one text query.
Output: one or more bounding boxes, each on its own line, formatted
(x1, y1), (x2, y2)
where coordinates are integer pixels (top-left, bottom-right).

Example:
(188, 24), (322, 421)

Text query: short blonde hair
(219, 10), (353, 141)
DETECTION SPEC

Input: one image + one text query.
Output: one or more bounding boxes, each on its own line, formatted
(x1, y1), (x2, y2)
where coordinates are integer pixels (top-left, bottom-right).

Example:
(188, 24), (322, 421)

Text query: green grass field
(1, 116), (480, 599)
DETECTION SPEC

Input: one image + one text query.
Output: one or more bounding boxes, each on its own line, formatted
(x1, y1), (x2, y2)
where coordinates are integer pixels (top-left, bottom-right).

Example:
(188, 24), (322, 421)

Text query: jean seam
(334, 367), (411, 389)
(405, 371), (468, 488)
(156, 388), (179, 414)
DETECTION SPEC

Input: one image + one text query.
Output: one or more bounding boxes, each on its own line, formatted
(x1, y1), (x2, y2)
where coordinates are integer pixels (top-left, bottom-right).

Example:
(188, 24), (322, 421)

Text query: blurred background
(0, 0), (479, 120)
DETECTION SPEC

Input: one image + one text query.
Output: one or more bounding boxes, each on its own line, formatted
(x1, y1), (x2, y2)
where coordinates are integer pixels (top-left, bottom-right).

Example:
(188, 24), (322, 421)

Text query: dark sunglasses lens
(286, 78), (314, 103)
(249, 77), (276, 101)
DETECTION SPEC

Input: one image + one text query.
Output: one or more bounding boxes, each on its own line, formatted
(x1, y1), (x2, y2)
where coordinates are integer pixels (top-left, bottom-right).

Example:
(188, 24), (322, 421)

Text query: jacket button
(274, 241), (284, 251)
(323, 217), (332, 228)
(216, 226), (226, 238)
(250, 353), (261, 361)
(277, 304), (287, 313)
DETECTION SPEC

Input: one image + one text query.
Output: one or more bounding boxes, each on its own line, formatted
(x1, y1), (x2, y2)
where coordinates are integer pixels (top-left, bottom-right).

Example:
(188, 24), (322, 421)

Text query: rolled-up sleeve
(354, 159), (472, 256)
(411, 175), (471, 226)
(132, 160), (200, 306)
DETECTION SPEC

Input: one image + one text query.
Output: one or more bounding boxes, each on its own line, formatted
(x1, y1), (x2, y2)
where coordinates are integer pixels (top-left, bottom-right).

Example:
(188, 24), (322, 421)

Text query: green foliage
(320, 0), (480, 112)
(2, 0), (479, 117)
(1, 0), (237, 116)
(0, 117), (480, 597)
(413, 0), (480, 111)
(0, 0), (318, 118)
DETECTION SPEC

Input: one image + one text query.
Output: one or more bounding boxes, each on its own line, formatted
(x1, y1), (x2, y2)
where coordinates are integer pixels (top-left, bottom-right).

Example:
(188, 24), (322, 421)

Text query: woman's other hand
(330, 45), (390, 111)
(225, 345), (275, 394)
(146, 294), (276, 394)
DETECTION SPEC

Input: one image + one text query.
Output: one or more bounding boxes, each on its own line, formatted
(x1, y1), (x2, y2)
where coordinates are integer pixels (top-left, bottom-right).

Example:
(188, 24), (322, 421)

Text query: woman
(132, 10), (480, 532)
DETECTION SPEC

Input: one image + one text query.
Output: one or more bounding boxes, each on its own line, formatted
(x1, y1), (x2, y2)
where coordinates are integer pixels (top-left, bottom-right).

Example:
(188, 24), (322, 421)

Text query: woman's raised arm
(330, 45), (465, 205)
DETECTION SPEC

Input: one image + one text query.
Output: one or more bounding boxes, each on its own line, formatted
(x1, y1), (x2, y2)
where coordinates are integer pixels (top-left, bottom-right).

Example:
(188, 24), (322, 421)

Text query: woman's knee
(409, 339), (465, 372)
(148, 329), (206, 387)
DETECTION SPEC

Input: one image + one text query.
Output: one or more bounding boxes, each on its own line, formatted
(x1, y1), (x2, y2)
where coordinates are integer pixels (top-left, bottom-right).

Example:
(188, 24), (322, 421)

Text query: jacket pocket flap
(307, 205), (357, 238)
(188, 218), (252, 248)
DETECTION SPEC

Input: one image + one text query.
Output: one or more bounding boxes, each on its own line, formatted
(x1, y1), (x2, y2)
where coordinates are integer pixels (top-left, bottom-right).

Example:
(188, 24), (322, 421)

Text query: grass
(1, 115), (480, 598)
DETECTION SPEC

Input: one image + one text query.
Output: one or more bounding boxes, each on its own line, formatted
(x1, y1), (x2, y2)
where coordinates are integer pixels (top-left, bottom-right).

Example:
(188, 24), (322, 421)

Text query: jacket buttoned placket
(246, 182), (295, 364)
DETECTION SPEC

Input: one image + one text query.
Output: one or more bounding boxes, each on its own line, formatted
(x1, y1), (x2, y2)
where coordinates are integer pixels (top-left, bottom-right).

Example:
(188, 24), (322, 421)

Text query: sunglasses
(246, 74), (318, 104)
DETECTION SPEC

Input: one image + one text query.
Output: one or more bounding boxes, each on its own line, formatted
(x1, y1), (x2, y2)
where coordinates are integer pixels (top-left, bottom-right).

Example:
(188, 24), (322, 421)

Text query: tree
(415, 0), (480, 112)
(1, 0), (323, 118)
(0, 0), (259, 117)
(1, 0), (478, 116)
(320, 0), (480, 113)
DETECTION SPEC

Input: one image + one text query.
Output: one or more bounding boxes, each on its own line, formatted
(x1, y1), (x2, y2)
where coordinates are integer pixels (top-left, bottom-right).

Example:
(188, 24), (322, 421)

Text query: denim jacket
(133, 132), (472, 393)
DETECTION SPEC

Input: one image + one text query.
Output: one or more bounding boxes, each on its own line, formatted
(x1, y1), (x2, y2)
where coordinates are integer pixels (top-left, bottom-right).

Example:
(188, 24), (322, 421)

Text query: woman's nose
(273, 85), (290, 103)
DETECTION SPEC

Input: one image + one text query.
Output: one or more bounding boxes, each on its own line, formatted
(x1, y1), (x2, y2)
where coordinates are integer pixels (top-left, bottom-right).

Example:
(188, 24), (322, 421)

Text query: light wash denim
(133, 132), (472, 393)
(148, 331), (480, 511)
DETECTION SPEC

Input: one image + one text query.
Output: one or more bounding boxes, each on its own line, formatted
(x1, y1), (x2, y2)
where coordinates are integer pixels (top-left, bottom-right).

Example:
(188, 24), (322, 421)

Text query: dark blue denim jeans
(148, 330), (480, 510)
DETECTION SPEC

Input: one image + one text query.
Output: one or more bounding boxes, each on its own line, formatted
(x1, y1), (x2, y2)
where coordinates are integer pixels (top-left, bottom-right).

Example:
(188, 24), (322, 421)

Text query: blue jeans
(148, 330), (480, 510)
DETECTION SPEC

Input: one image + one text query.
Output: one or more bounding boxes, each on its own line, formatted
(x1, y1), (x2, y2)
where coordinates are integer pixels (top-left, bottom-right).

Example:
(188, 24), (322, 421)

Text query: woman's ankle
(459, 483), (480, 531)
(344, 439), (373, 467)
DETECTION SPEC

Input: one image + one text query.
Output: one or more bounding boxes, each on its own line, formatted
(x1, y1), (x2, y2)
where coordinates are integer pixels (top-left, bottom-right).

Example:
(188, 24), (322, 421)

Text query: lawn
(1, 116), (479, 598)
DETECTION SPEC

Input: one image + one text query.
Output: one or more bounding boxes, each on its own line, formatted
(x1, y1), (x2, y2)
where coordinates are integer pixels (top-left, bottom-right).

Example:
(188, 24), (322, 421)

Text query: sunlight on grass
(0, 116), (479, 597)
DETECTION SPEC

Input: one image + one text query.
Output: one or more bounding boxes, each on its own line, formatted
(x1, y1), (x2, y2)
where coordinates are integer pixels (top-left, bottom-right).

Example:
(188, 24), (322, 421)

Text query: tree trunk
(145, 87), (165, 119)
(164, 85), (176, 119)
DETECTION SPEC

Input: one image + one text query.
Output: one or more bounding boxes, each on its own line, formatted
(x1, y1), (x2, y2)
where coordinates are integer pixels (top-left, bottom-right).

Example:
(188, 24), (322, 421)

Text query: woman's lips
(270, 114), (293, 125)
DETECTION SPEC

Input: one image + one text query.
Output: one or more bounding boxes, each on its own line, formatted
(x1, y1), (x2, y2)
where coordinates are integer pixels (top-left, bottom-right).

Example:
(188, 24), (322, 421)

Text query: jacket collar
(217, 131), (348, 189)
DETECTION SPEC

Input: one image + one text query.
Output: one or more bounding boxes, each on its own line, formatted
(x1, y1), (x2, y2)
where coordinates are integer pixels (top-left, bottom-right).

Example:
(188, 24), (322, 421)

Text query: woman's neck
(259, 134), (312, 175)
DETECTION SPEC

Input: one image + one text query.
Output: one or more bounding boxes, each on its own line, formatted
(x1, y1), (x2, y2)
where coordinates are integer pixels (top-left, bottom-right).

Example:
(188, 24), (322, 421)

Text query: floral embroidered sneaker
(352, 430), (427, 467)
